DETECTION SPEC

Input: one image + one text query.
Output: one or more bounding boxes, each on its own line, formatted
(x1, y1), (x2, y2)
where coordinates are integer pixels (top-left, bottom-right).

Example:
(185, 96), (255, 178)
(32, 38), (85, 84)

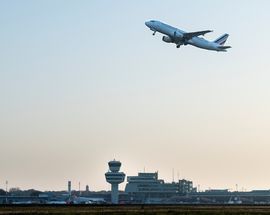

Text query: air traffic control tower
(105, 160), (125, 204)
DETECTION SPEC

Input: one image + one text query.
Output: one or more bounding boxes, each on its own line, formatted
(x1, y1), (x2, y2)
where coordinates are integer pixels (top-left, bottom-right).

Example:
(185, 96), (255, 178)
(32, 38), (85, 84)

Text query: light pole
(5, 180), (8, 204)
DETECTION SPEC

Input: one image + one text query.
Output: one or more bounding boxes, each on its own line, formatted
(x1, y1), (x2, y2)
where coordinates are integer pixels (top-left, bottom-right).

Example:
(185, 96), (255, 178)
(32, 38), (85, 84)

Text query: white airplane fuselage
(145, 20), (230, 52)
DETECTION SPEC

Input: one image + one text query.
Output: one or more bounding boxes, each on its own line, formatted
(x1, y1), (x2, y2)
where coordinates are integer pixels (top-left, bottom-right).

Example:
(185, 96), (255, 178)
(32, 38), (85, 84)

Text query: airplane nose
(145, 21), (150, 27)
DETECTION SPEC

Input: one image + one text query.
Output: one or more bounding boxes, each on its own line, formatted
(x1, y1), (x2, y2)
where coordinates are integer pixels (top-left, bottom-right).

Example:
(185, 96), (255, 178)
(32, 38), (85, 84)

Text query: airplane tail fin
(214, 33), (229, 45)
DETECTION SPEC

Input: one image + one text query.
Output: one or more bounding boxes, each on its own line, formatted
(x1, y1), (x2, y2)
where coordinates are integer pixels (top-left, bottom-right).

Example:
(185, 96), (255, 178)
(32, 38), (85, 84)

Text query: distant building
(205, 189), (229, 193)
(86, 185), (89, 192)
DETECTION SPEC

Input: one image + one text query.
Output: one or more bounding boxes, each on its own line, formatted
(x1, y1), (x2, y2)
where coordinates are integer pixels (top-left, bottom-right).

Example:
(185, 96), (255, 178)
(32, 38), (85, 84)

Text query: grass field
(1, 205), (270, 214)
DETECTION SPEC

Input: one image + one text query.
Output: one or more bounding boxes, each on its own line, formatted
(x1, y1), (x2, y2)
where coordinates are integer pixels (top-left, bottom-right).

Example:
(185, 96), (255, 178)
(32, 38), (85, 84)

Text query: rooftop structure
(179, 179), (194, 194)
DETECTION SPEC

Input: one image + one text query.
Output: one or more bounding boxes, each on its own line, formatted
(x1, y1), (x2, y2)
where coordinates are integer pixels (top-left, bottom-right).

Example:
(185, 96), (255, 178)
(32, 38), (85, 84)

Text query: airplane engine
(162, 36), (173, 43)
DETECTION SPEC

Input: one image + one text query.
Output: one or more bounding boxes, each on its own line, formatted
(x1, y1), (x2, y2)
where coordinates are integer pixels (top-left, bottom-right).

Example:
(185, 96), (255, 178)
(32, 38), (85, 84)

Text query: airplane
(145, 20), (231, 52)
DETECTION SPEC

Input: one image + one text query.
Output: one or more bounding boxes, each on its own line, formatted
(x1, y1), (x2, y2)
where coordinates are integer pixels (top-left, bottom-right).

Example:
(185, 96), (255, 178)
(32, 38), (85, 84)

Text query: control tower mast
(105, 160), (125, 204)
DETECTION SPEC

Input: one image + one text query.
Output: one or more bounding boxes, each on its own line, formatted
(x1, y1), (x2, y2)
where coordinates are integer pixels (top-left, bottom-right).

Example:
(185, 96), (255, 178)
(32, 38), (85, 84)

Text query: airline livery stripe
(216, 36), (227, 43)
(215, 34), (229, 44)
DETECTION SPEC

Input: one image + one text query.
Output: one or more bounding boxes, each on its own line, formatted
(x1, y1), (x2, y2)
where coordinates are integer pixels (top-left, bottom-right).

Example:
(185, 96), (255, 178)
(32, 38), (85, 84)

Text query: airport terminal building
(124, 172), (196, 203)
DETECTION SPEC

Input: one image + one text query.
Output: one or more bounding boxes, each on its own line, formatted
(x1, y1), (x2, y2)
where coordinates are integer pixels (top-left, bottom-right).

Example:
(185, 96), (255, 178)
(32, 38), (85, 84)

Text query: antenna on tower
(172, 168), (175, 182)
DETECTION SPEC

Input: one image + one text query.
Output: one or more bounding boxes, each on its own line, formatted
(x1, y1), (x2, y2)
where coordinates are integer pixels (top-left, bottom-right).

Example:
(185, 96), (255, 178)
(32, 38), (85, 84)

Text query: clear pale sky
(1, 0), (270, 192)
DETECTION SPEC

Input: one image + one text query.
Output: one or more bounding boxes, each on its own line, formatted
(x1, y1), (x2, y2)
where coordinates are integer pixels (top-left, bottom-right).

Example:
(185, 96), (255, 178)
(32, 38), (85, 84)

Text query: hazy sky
(1, 0), (270, 192)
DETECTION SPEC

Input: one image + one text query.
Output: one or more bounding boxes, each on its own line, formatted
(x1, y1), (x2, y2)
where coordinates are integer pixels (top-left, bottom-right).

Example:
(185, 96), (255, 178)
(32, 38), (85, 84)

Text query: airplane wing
(183, 30), (212, 40)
